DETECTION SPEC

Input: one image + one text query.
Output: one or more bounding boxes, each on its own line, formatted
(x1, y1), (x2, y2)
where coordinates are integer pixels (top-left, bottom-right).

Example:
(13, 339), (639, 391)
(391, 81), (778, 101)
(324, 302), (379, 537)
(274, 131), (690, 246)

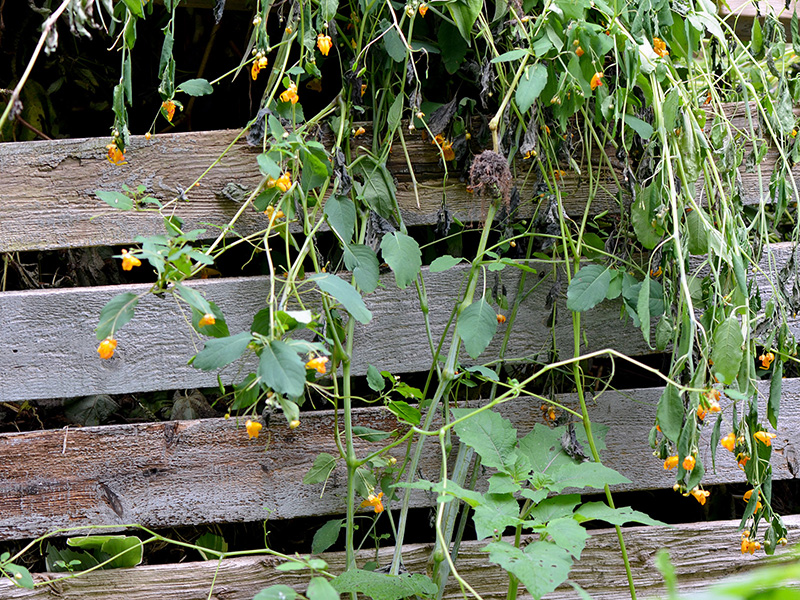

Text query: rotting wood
(2, 516), (799, 600)
(1, 102), (796, 252)
(2, 377), (797, 540)
(0, 261), (648, 402)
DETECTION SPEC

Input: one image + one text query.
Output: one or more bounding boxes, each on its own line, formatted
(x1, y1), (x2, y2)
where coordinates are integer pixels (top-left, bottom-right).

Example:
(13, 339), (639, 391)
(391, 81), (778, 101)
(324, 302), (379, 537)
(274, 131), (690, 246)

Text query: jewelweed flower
(497, 314), (506, 324)
(682, 455), (696, 471)
(106, 142), (126, 165)
(696, 405), (707, 421)
(663, 455), (679, 470)
(590, 72), (604, 90)
(145, 132), (152, 140)
(306, 356), (329, 374)
(432, 134), (455, 161)
(419, 3), (428, 16)
(265, 205), (285, 220)
(317, 33), (333, 56)
(198, 313), (216, 327)
(280, 82), (299, 104)
(707, 388), (721, 402)
(97, 337), (118, 360)
(759, 352), (775, 369)
(575, 46), (584, 57)
(755, 431), (776, 446)
(653, 37), (668, 57)
(120, 249), (141, 271)
(267, 172), (292, 193)
(690, 487), (710, 506)
(246, 419), (263, 439)
(360, 492), (384, 513)
(251, 56), (269, 80)
(721, 432), (736, 452)
(289, 419), (300, 429)
(737, 453), (750, 469)
(708, 399), (721, 413)
(162, 100), (176, 122)
(354, 126), (366, 137)
(361, 84), (367, 97)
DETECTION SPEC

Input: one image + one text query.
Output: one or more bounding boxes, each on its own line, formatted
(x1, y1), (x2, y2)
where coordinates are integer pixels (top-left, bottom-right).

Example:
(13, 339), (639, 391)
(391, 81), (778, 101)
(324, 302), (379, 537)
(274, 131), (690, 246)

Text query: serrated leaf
(576, 502), (666, 526)
(711, 316), (744, 385)
(309, 273), (372, 324)
(312, 519), (343, 555)
(526, 494), (581, 524)
(458, 298), (498, 358)
(429, 255), (462, 272)
(451, 407), (517, 470)
(177, 78), (213, 96)
(656, 385), (684, 442)
(367, 364), (386, 392)
(545, 517), (589, 558)
(190, 331), (253, 370)
(546, 461), (630, 492)
(258, 340), (305, 398)
(484, 541), (573, 599)
(380, 232), (422, 289)
(472, 493), (523, 540)
(566, 265), (611, 312)
(96, 292), (139, 339)
(343, 244), (380, 294)
(516, 63), (548, 113)
(387, 400), (421, 425)
(332, 570), (437, 600)
(303, 453), (337, 485)
(254, 585), (298, 600)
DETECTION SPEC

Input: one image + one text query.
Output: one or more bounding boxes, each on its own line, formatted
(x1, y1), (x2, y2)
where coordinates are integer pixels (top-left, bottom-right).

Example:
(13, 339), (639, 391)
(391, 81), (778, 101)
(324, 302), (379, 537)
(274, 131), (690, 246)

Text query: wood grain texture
(2, 377), (798, 540)
(1, 102), (795, 252)
(2, 516), (799, 600)
(720, 0), (798, 39)
(0, 260), (649, 402)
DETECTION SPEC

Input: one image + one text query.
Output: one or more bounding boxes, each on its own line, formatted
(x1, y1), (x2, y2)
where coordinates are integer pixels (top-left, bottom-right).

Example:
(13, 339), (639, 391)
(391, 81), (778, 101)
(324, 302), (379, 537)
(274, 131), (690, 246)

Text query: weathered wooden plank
(720, 0), (798, 40)
(2, 516), (799, 600)
(2, 377), (797, 540)
(0, 261), (649, 402)
(1, 102), (795, 252)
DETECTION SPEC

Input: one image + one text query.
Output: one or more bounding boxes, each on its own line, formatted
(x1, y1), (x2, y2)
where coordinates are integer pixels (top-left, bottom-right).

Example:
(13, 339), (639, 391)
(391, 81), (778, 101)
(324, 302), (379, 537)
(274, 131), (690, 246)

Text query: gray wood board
(2, 378), (797, 540)
(2, 516), (799, 600)
(0, 262), (644, 402)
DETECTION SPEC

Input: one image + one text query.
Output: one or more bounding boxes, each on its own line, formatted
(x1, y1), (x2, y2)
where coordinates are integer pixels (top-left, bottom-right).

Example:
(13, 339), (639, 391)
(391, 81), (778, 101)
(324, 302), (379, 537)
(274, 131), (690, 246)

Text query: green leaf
(174, 283), (213, 315)
(258, 340), (305, 398)
(527, 494), (581, 524)
(631, 184), (662, 250)
(324, 195), (356, 244)
(685, 208), (710, 255)
(387, 400), (420, 426)
(302, 147), (332, 192)
(254, 585), (298, 600)
(515, 63), (548, 113)
(343, 244), (380, 294)
(429, 255), (462, 272)
(545, 517), (589, 558)
(192, 302), (229, 338)
(309, 273), (372, 324)
(320, 0), (338, 22)
(332, 570), (437, 600)
(196, 532), (228, 560)
(566, 265), (611, 312)
(438, 21), (468, 73)
(623, 114), (653, 139)
(576, 502), (667, 526)
(466, 365), (500, 381)
(67, 536), (143, 568)
(451, 407), (517, 470)
(190, 331), (253, 370)
(308, 577), (340, 600)
(122, 0), (144, 18)
(3, 563), (34, 589)
(383, 25), (407, 62)
(312, 519), (343, 555)
(177, 78), (213, 96)
(96, 292), (139, 339)
(485, 541), (573, 599)
(656, 385), (684, 442)
(353, 426), (391, 442)
(472, 493), (523, 540)
(96, 190), (133, 210)
(257, 153), (283, 179)
(303, 453), (337, 484)
(769, 360), (782, 429)
(711, 316), (744, 385)
(387, 93), (404, 131)
(447, 0), (483, 41)
(355, 159), (396, 222)
(458, 298), (498, 358)
(367, 364), (386, 392)
(380, 232), (422, 289)
(63, 395), (117, 426)
(546, 461), (630, 492)
(492, 49), (529, 63)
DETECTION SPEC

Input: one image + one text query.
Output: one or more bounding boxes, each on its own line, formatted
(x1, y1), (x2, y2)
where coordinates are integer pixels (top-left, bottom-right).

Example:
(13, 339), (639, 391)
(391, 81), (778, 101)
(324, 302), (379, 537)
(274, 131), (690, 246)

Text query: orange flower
(354, 126), (366, 137)
(708, 399), (721, 413)
(653, 37), (668, 58)
(721, 432), (736, 452)
(306, 356), (329, 374)
(289, 419), (301, 429)
(317, 33), (333, 56)
(251, 56), (269, 81)
(120, 249), (141, 271)
(265, 205), (285, 220)
(759, 352), (775, 369)
(575, 46), (584, 57)
(198, 313), (216, 327)
(419, 3), (428, 16)
(360, 492), (384, 513)
(754, 431), (776, 446)
(682, 455), (696, 471)
(690, 487), (710, 505)
(737, 453), (750, 469)
(280, 82), (299, 104)
(361, 83), (367, 97)
(696, 405), (707, 421)
(663, 455), (679, 470)
(162, 100), (176, 122)
(97, 337), (118, 360)
(267, 172), (292, 192)
(497, 314), (506, 324)
(106, 142), (126, 165)
(590, 72), (604, 90)
(246, 419), (263, 439)
(743, 489), (763, 511)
